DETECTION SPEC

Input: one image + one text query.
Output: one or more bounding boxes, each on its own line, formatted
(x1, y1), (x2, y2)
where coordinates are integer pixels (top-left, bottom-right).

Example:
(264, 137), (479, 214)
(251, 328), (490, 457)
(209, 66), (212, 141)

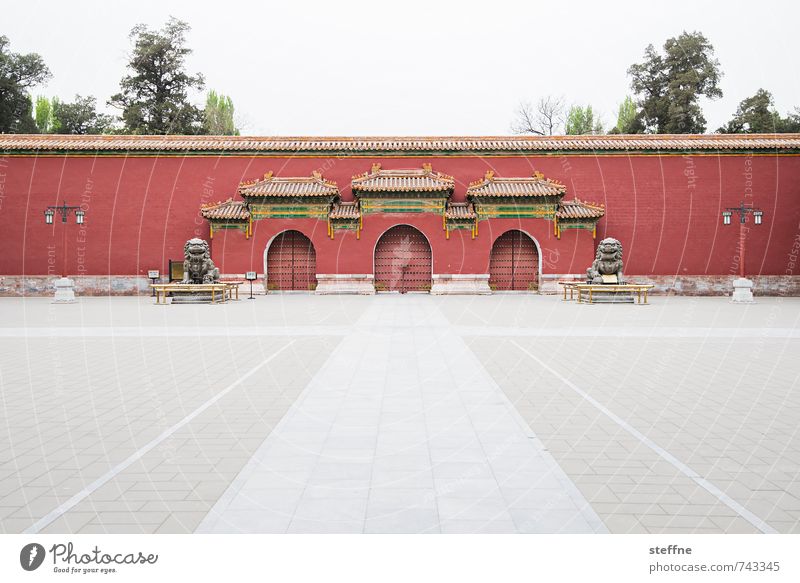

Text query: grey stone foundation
(315, 274), (375, 295)
(430, 274), (491, 295)
(2, 274), (799, 297)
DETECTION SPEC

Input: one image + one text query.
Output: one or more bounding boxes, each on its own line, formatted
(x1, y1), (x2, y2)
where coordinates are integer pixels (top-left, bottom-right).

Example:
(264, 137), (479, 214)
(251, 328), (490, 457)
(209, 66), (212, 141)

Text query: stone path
(198, 297), (606, 533)
(2, 295), (798, 534)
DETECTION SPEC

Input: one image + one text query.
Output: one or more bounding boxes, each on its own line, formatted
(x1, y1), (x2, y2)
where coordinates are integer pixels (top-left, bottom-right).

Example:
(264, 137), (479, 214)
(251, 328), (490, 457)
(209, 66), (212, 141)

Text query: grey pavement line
(509, 340), (779, 535)
(457, 326), (800, 338)
(22, 340), (297, 535)
(0, 327), (349, 338)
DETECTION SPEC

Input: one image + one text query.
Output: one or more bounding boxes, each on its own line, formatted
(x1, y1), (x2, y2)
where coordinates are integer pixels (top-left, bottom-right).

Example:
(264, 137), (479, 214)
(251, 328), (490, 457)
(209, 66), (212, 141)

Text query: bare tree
(511, 96), (566, 135)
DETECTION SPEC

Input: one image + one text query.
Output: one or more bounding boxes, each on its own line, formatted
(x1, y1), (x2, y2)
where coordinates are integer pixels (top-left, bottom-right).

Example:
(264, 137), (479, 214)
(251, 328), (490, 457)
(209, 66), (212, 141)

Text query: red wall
(1, 153), (798, 278)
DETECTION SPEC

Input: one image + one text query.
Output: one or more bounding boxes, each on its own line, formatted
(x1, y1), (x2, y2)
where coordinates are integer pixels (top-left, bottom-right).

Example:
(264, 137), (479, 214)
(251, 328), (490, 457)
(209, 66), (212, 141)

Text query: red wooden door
(489, 230), (538, 291)
(266, 231), (317, 290)
(374, 225), (432, 293)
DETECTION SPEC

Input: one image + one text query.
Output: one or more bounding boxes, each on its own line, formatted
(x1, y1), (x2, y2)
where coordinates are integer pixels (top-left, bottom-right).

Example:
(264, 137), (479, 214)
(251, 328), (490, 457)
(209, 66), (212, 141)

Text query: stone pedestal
(581, 290), (635, 304)
(731, 277), (755, 303)
(315, 274), (375, 295)
(430, 274), (491, 295)
(52, 277), (77, 303)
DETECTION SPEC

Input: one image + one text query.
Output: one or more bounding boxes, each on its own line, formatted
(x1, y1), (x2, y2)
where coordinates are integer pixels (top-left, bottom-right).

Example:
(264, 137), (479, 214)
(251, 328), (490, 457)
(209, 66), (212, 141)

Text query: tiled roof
(200, 198), (250, 221)
(556, 198), (605, 220)
(2, 134), (799, 153)
(466, 170), (566, 198)
(238, 170), (339, 198)
(444, 202), (477, 220)
(352, 163), (455, 193)
(329, 201), (361, 220)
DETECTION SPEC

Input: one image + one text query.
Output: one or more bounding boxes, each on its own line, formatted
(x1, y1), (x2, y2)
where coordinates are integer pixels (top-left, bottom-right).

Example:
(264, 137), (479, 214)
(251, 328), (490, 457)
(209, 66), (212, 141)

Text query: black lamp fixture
(44, 201), (84, 224)
(721, 200), (764, 279)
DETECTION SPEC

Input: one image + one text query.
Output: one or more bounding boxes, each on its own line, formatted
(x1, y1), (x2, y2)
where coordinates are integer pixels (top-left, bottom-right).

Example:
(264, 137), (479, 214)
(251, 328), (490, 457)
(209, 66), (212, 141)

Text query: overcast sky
(5, 0), (799, 135)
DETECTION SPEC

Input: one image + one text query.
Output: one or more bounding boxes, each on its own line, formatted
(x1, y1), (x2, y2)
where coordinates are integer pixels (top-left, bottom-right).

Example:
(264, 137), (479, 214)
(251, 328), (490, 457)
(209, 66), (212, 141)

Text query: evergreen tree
(718, 89), (798, 133)
(628, 31), (722, 133)
(0, 35), (51, 133)
(109, 18), (206, 134)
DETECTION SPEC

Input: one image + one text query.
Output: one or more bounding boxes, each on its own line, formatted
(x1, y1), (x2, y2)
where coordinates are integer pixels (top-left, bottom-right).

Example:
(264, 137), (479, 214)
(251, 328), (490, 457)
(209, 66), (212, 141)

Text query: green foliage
(718, 89), (799, 133)
(204, 90), (239, 135)
(34, 95), (56, 132)
(109, 17), (206, 134)
(628, 31), (723, 133)
(565, 105), (602, 135)
(54, 95), (115, 134)
(33, 95), (115, 134)
(783, 108), (800, 133)
(611, 96), (643, 134)
(0, 35), (51, 133)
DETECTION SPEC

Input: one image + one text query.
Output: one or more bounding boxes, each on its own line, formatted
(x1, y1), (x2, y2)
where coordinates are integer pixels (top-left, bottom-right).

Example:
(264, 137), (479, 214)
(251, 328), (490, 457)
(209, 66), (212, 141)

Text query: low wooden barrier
(151, 281), (243, 304)
(559, 282), (655, 304)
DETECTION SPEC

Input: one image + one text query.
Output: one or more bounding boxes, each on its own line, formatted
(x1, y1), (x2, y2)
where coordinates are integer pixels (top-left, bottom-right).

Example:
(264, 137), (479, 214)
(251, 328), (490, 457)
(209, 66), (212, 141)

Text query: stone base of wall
(539, 274), (585, 295)
(315, 274), (375, 295)
(431, 274), (492, 295)
(0, 275), (152, 296)
(633, 275), (800, 296)
(2, 274), (799, 297)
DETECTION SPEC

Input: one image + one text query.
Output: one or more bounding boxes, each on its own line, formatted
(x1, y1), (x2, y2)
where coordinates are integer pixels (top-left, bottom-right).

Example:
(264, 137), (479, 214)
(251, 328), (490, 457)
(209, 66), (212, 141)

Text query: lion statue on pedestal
(181, 238), (220, 284)
(587, 237), (624, 284)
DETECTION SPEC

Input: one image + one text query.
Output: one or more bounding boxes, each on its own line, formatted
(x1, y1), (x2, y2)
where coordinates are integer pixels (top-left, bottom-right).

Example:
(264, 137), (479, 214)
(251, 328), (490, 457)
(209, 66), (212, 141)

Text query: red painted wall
(1, 153), (798, 278)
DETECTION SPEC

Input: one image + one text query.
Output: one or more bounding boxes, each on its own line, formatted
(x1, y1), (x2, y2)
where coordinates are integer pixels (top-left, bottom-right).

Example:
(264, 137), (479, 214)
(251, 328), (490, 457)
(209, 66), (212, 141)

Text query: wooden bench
(559, 282), (655, 304)
(151, 281), (243, 304)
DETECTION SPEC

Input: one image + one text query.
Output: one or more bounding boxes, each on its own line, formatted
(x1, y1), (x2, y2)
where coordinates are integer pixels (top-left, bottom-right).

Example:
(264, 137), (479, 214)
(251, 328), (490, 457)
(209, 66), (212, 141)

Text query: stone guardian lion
(181, 238), (220, 284)
(587, 237), (624, 284)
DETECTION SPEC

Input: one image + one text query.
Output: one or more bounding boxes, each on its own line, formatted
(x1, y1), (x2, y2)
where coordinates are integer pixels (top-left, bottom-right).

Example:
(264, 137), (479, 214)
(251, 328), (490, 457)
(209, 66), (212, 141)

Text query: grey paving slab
(197, 297), (605, 533)
(2, 295), (798, 534)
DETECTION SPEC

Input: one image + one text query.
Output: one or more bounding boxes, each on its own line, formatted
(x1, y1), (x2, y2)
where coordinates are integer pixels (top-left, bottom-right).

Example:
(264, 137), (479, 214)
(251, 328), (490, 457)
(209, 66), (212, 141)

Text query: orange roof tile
(238, 170), (339, 198)
(200, 198), (250, 221)
(2, 134), (798, 153)
(444, 202), (477, 220)
(556, 198), (605, 220)
(466, 170), (566, 199)
(329, 201), (361, 220)
(352, 163), (455, 193)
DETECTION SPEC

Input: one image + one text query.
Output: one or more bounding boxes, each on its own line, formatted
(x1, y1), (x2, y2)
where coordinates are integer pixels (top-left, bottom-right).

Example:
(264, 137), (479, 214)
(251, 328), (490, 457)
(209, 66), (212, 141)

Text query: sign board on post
(245, 272), (257, 299)
(148, 270), (160, 279)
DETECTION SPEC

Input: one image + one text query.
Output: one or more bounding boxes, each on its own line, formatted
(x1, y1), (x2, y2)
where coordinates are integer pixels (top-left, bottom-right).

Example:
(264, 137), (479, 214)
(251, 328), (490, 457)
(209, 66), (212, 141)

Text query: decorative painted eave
(351, 163), (455, 194)
(238, 170), (339, 199)
(556, 198), (605, 220)
(329, 200), (361, 220)
(3, 134), (800, 154)
(444, 202), (477, 220)
(200, 198), (250, 221)
(466, 170), (567, 199)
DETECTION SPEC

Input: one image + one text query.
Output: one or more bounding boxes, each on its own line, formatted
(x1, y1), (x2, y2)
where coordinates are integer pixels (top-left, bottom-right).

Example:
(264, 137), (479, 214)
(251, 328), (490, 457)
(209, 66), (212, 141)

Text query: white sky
(4, 0), (799, 135)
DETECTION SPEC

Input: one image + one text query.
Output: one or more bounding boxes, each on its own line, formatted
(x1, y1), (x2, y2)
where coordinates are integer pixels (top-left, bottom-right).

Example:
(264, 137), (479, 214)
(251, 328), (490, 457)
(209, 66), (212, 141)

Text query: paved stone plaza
(0, 294), (798, 534)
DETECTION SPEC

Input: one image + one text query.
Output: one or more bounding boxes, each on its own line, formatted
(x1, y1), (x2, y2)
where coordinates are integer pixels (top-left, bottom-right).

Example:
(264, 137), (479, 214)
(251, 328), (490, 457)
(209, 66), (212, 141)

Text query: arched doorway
(265, 230), (317, 291)
(489, 230), (539, 291)
(374, 225), (432, 293)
